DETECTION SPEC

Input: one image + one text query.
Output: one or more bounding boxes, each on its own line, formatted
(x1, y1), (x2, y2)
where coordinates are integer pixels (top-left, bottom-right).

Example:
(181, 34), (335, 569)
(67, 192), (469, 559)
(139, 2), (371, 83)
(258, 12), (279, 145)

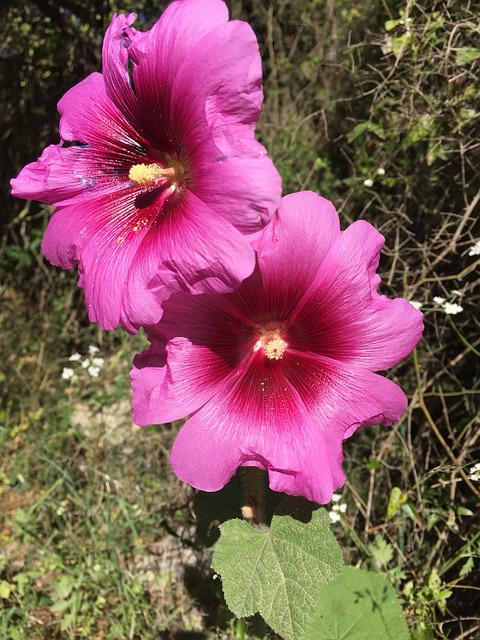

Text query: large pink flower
(131, 191), (424, 504)
(11, 0), (281, 332)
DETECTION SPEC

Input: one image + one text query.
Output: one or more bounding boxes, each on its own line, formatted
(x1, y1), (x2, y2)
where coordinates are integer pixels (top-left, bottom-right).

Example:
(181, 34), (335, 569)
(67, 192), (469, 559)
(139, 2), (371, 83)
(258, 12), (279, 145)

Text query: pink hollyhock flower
(10, 0), (281, 332)
(131, 191), (424, 504)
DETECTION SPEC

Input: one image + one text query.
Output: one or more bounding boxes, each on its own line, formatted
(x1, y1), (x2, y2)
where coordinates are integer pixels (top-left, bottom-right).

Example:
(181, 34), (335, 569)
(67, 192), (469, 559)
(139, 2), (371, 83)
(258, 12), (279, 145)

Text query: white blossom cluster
(363, 167), (386, 188)
(433, 295), (464, 316)
(468, 240), (480, 257)
(409, 290), (465, 315)
(469, 462), (480, 482)
(62, 345), (105, 382)
(328, 493), (347, 523)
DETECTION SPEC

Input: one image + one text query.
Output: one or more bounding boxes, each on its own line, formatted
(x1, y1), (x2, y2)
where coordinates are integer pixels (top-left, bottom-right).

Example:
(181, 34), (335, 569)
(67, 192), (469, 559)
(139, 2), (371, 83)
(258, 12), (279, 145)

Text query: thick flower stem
(240, 467), (267, 526)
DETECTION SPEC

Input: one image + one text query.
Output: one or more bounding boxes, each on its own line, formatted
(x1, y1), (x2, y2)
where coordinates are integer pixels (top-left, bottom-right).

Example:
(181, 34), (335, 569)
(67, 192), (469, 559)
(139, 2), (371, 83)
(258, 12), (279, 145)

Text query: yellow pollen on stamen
(264, 337), (287, 360)
(128, 163), (178, 187)
(253, 326), (288, 360)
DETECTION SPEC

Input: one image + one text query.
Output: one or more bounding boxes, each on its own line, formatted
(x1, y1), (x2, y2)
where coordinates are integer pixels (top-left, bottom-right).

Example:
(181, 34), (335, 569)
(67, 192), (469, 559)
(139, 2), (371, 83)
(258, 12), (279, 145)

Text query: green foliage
(304, 567), (410, 640)
(212, 500), (343, 640)
(386, 487), (408, 521)
(368, 534), (394, 570)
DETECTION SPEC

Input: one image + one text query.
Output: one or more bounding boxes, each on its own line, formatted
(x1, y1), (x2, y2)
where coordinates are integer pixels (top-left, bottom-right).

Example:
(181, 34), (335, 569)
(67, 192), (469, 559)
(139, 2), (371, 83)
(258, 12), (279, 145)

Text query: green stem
(447, 315), (480, 357)
(439, 529), (480, 577)
(234, 617), (246, 640)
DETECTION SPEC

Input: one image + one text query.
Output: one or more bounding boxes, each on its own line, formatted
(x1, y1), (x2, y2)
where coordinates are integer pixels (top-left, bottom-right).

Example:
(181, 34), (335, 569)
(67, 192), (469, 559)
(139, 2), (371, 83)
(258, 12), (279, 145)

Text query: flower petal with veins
(11, 1), (281, 332)
(131, 191), (424, 504)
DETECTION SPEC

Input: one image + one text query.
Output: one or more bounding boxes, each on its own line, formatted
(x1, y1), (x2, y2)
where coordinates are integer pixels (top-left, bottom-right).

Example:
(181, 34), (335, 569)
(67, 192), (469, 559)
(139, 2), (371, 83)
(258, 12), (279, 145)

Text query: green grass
(0, 287), (230, 639)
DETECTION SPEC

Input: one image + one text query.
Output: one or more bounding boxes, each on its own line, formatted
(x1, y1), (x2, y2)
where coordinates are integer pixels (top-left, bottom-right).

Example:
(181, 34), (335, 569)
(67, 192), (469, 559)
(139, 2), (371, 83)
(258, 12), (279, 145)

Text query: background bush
(1, 0), (479, 638)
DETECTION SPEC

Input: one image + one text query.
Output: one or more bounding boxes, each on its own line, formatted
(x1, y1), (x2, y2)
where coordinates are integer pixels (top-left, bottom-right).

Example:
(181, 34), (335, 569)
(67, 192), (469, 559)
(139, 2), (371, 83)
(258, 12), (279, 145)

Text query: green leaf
(55, 575), (75, 599)
(405, 115), (436, 144)
(50, 599), (72, 613)
(401, 501), (421, 522)
(412, 621), (435, 640)
(392, 33), (413, 58)
(455, 48), (480, 66)
(459, 556), (474, 577)
(368, 534), (394, 569)
(347, 121), (385, 143)
(0, 580), (14, 599)
(212, 499), (343, 640)
(365, 458), (382, 471)
(385, 19), (402, 31)
(426, 140), (447, 166)
(304, 567), (410, 640)
(458, 108), (478, 124)
(386, 487), (407, 520)
(14, 508), (30, 525)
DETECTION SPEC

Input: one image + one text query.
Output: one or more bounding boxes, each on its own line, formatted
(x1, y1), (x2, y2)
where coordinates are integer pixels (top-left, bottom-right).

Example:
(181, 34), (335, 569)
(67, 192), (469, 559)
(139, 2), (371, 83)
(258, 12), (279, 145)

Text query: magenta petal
(294, 220), (424, 369)
(58, 72), (144, 152)
(132, 286), (252, 424)
(131, 347), (168, 426)
(170, 347), (407, 504)
(41, 204), (87, 269)
(131, 0), (228, 95)
(171, 409), (243, 494)
(263, 191), (341, 276)
(194, 143), (282, 233)
(42, 186), (153, 330)
(249, 191), (342, 315)
(101, 13), (142, 126)
(122, 191), (256, 328)
(169, 19), (279, 230)
(10, 145), (86, 206)
(283, 350), (408, 437)
(132, 335), (232, 425)
(134, 191), (422, 503)
(130, 0), (228, 147)
(171, 20), (263, 145)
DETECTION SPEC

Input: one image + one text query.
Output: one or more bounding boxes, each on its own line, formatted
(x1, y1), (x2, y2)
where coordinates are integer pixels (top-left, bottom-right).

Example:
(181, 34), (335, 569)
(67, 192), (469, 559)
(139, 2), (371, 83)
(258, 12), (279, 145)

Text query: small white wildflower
(363, 178), (374, 187)
(56, 500), (68, 516)
(62, 367), (75, 380)
(377, 167), (386, 176)
(338, 503), (347, 514)
(433, 296), (446, 305)
(88, 365), (101, 378)
(68, 352), (82, 362)
(88, 345), (100, 355)
(409, 300), (422, 310)
(468, 241), (480, 257)
(381, 35), (393, 55)
(450, 289), (463, 297)
(469, 463), (480, 482)
(81, 359), (90, 369)
(329, 510), (342, 523)
(444, 302), (463, 315)
(331, 493), (342, 502)
(91, 357), (105, 368)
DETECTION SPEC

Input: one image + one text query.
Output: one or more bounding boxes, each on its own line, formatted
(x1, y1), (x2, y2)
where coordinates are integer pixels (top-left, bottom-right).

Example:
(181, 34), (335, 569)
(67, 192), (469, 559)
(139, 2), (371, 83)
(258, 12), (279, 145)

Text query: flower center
(264, 337), (287, 360)
(128, 160), (183, 188)
(253, 328), (288, 360)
